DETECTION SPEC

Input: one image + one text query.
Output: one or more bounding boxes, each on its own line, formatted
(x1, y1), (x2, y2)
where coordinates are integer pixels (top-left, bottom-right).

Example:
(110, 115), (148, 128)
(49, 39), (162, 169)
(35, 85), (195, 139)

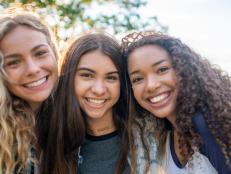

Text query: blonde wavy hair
(0, 11), (58, 174)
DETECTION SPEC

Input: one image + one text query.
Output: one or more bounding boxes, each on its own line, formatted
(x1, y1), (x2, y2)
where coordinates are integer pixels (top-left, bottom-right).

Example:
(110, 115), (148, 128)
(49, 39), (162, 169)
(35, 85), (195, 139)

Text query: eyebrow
(4, 54), (20, 60)
(77, 67), (119, 75)
(31, 44), (49, 52)
(4, 44), (49, 59)
(107, 71), (119, 75)
(129, 59), (167, 76)
(76, 67), (95, 73)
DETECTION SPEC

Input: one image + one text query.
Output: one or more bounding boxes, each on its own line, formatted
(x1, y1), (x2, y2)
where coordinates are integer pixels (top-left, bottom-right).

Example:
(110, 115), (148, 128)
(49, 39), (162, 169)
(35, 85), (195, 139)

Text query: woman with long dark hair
(42, 33), (130, 174)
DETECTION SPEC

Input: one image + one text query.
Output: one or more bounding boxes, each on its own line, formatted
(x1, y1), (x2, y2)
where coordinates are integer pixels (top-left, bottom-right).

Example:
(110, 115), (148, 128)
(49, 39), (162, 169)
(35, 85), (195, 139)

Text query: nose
(25, 59), (40, 76)
(91, 79), (107, 96)
(145, 75), (161, 93)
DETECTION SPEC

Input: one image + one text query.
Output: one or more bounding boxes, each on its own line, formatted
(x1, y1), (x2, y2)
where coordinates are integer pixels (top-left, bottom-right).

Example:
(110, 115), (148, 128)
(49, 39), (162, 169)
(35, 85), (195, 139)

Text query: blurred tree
(0, 0), (168, 46)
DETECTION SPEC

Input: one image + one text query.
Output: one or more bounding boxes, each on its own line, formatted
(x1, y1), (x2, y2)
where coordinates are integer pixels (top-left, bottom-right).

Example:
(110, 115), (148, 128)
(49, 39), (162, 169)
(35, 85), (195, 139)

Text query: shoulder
(192, 112), (231, 174)
(132, 114), (161, 173)
(192, 112), (220, 144)
(192, 112), (209, 136)
(133, 113), (158, 147)
(133, 113), (156, 132)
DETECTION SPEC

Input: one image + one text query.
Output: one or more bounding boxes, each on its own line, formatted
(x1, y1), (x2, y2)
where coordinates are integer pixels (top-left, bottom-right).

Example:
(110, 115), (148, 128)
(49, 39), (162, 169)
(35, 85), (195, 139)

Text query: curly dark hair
(122, 31), (231, 170)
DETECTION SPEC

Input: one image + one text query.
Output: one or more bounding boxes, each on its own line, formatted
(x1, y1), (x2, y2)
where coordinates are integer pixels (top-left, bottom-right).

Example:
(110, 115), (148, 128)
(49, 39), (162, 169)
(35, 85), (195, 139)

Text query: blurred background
(0, 0), (230, 74)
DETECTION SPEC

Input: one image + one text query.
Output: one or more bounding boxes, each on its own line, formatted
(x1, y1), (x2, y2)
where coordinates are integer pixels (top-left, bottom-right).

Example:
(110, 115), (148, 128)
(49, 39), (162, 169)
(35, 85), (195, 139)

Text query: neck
(88, 125), (116, 136)
(166, 112), (177, 128)
(173, 129), (187, 166)
(87, 113), (116, 136)
(29, 102), (42, 114)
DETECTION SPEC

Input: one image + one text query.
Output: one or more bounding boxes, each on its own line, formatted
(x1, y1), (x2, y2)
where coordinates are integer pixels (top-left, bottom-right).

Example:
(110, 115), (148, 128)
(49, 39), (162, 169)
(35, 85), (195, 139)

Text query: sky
(1, 1), (230, 74)
(143, 0), (231, 74)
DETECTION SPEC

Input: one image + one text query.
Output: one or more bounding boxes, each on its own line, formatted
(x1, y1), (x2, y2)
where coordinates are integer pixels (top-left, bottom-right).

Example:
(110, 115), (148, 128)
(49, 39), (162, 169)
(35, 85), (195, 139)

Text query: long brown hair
(41, 33), (130, 174)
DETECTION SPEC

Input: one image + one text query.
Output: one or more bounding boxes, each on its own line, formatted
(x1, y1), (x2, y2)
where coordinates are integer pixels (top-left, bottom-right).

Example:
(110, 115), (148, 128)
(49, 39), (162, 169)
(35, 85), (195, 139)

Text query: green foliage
(0, 0), (168, 46)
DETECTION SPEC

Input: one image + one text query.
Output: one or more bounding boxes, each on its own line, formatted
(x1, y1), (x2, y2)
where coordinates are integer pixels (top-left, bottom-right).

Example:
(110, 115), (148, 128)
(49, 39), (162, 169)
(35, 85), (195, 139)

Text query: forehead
(128, 45), (171, 70)
(78, 50), (118, 70)
(0, 25), (48, 54)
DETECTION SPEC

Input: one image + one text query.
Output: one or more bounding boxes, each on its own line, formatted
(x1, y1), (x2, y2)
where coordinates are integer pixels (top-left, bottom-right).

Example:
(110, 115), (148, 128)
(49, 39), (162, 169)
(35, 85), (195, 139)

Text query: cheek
(132, 86), (143, 102)
(74, 77), (92, 101)
(48, 57), (58, 73)
(74, 77), (82, 100)
(170, 69), (178, 83)
(111, 82), (120, 100)
(5, 81), (20, 97)
(49, 63), (58, 84)
(6, 82), (15, 92)
(5, 69), (21, 85)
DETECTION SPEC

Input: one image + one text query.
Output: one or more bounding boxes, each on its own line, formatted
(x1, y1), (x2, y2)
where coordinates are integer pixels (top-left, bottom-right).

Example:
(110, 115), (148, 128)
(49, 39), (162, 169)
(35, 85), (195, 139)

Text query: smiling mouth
(148, 91), (171, 104)
(24, 76), (48, 88)
(86, 98), (107, 105)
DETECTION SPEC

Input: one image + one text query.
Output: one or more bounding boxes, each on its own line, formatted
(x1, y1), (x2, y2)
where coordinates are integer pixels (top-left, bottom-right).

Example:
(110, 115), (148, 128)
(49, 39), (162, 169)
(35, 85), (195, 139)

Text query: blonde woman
(0, 11), (58, 174)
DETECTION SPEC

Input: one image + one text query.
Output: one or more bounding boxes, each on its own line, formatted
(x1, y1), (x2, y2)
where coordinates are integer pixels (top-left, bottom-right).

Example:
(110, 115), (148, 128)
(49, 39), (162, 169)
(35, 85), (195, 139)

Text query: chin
(85, 112), (102, 119)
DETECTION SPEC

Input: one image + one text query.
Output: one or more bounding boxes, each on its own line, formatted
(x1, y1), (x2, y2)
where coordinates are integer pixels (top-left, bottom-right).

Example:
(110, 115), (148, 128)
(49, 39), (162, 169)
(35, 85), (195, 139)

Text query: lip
(22, 75), (49, 91)
(146, 91), (172, 109)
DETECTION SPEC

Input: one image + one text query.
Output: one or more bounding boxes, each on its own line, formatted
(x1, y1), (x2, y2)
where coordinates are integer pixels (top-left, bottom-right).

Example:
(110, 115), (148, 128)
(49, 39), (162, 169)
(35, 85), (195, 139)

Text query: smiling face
(74, 50), (120, 124)
(128, 45), (178, 124)
(0, 26), (58, 111)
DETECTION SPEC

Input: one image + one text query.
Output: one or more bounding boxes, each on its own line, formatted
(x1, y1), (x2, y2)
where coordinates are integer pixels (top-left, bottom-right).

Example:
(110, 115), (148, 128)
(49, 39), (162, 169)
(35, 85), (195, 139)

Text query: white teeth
(150, 93), (168, 103)
(87, 98), (105, 104)
(25, 77), (47, 88)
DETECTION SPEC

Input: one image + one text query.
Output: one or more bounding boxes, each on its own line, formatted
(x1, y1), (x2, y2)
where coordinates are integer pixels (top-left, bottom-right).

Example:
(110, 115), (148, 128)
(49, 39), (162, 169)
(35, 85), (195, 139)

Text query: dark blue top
(170, 112), (230, 173)
(192, 112), (231, 174)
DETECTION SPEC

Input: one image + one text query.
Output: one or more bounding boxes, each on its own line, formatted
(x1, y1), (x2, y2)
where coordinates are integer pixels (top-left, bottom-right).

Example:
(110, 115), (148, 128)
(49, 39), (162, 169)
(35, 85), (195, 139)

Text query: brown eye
(107, 75), (118, 81)
(131, 77), (143, 84)
(79, 73), (94, 79)
(157, 66), (170, 74)
(35, 50), (48, 57)
(5, 59), (21, 68)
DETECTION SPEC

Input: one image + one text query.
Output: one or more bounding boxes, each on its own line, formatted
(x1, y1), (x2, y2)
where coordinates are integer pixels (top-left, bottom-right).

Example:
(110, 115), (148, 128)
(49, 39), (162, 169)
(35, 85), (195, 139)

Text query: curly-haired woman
(0, 12), (58, 174)
(122, 31), (231, 174)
